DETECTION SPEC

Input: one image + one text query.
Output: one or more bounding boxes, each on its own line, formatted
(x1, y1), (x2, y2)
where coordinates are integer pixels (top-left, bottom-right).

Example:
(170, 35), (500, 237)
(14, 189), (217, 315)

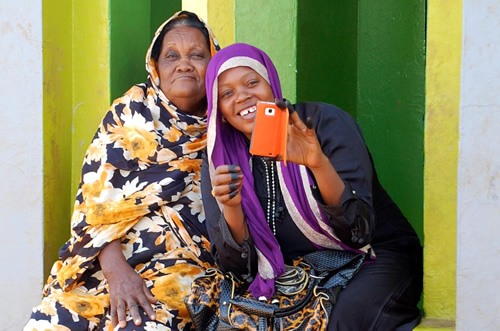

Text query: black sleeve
(200, 153), (258, 280)
(296, 103), (376, 248)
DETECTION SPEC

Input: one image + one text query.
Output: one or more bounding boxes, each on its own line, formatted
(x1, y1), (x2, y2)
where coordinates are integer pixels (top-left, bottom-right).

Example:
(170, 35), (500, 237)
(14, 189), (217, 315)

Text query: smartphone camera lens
(265, 107), (275, 116)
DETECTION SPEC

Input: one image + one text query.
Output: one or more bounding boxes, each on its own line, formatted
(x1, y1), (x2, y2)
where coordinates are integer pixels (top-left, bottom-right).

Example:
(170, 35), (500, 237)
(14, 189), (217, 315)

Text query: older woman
(202, 43), (422, 330)
(24, 11), (219, 330)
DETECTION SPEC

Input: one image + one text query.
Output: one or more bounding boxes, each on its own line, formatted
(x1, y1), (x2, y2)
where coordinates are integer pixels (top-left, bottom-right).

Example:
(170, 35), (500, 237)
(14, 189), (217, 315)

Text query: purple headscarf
(205, 43), (368, 299)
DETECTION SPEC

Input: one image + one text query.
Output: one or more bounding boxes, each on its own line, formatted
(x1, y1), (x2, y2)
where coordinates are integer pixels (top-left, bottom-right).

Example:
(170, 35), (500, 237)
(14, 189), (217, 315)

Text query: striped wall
(231, 1), (426, 244)
(3, 0), (500, 329)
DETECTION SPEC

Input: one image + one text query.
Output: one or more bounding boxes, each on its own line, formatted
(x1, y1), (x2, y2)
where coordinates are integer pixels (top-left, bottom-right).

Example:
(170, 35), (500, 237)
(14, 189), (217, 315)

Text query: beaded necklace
(262, 158), (277, 236)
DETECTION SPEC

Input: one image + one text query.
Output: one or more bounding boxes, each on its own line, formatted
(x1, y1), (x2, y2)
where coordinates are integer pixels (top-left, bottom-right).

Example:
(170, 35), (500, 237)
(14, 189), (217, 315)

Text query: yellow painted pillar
(43, 0), (75, 276)
(418, 1), (462, 330)
(183, 0), (234, 48)
(43, 0), (110, 275)
(207, 0), (235, 48)
(71, 0), (111, 197)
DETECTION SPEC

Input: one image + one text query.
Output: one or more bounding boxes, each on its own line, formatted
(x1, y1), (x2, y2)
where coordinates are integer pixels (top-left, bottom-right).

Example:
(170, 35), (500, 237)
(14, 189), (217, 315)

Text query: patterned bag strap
(229, 268), (321, 319)
(304, 249), (367, 305)
(273, 268), (321, 317)
(302, 249), (366, 273)
(218, 272), (269, 331)
(218, 273), (237, 326)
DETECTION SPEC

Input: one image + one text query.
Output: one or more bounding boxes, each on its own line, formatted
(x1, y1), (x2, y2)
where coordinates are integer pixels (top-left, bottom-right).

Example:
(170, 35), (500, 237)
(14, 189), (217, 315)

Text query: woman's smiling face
(217, 66), (274, 139)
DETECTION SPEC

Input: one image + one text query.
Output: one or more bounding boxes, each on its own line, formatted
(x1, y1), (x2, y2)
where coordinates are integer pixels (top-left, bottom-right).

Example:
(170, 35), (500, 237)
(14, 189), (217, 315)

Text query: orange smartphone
(249, 101), (289, 161)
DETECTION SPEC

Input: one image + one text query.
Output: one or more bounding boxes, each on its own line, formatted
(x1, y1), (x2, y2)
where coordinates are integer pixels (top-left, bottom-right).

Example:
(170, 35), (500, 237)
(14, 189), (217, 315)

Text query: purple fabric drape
(205, 43), (361, 298)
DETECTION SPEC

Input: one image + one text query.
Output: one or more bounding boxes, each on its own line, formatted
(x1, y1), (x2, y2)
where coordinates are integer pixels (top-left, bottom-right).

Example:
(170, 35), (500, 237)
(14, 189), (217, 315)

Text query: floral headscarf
(55, 11), (220, 291)
(205, 43), (369, 298)
(146, 11), (220, 93)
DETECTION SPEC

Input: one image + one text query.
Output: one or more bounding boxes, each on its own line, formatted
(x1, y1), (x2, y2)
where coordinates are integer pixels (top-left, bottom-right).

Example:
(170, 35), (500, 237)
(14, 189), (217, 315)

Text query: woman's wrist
(306, 153), (330, 171)
(223, 205), (249, 244)
(98, 240), (128, 277)
(308, 155), (345, 206)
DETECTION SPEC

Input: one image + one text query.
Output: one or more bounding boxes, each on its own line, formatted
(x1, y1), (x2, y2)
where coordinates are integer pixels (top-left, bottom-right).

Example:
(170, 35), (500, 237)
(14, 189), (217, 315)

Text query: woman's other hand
(210, 164), (248, 243)
(99, 240), (157, 328)
(210, 164), (243, 207)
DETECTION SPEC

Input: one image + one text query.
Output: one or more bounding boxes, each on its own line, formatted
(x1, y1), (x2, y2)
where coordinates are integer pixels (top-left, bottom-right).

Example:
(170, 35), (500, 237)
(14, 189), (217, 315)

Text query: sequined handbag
(185, 250), (366, 331)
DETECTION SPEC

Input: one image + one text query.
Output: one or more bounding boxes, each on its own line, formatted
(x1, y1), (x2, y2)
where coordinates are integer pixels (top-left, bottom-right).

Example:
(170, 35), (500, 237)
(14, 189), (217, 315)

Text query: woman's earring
(221, 117), (227, 123)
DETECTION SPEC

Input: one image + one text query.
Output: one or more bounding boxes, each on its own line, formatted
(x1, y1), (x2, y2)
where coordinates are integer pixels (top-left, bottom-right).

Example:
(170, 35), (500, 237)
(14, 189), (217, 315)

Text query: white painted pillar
(457, 0), (500, 329)
(0, 1), (44, 329)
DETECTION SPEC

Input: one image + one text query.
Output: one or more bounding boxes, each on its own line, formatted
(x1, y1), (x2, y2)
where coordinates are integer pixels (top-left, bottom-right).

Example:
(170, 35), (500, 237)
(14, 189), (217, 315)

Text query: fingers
(228, 189), (238, 199)
(212, 182), (242, 200)
(212, 165), (242, 186)
(110, 302), (119, 328)
(212, 164), (242, 199)
(115, 301), (127, 328)
(275, 98), (314, 131)
(284, 99), (296, 114)
(274, 98), (286, 110)
(127, 302), (142, 326)
(305, 116), (314, 129)
(289, 111), (308, 132)
(129, 286), (157, 326)
(111, 297), (157, 328)
(274, 98), (296, 115)
(142, 284), (157, 320)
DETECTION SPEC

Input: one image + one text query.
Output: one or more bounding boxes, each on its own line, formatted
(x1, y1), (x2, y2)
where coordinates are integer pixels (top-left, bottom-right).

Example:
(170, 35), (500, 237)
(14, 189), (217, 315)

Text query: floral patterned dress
(24, 11), (220, 331)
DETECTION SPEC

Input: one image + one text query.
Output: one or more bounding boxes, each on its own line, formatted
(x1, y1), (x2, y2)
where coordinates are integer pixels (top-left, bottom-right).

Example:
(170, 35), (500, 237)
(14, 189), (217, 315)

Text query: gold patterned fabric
(24, 11), (220, 330)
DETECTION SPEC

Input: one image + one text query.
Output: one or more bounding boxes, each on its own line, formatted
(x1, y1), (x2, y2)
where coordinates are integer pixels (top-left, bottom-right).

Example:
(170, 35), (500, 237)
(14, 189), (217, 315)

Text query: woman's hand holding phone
(282, 101), (346, 206)
(250, 99), (326, 169)
(285, 108), (327, 170)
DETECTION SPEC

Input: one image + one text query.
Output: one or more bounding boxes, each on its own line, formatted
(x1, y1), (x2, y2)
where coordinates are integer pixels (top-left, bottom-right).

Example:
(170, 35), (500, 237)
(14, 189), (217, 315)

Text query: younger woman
(202, 43), (422, 330)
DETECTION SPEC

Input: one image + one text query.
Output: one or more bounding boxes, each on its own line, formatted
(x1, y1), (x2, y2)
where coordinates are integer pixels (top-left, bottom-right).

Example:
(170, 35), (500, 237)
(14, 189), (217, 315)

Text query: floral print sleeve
(55, 83), (211, 291)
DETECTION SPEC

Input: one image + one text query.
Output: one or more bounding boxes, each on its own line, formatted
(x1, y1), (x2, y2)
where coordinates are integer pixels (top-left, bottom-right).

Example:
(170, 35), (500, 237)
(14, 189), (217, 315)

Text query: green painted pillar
(235, 0), (298, 101)
(109, 0), (182, 101)
(296, 1), (359, 114)
(295, 1), (425, 239)
(236, 1), (425, 239)
(356, 1), (425, 240)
